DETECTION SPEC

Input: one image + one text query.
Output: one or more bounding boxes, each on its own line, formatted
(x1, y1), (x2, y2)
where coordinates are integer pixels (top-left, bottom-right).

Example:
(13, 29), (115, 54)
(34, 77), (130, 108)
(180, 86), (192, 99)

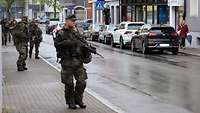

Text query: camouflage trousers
(29, 40), (41, 58)
(60, 58), (88, 104)
(2, 32), (9, 46)
(15, 43), (28, 69)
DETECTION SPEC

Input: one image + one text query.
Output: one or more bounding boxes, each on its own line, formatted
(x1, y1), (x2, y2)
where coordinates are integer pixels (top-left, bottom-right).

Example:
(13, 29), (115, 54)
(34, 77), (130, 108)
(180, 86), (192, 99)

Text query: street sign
(96, 1), (104, 10)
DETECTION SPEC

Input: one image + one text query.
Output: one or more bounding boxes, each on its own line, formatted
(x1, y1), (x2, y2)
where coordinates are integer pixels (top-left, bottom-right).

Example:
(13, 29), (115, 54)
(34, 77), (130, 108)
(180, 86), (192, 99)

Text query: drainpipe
(0, 25), (2, 113)
(183, 0), (186, 20)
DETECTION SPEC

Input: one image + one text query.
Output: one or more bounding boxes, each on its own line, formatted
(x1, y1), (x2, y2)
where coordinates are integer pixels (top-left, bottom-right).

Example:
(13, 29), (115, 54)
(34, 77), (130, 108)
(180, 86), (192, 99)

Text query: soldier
(28, 19), (43, 59)
(1, 18), (10, 46)
(54, 15), (87, 109)
(12, 16), (29, 71)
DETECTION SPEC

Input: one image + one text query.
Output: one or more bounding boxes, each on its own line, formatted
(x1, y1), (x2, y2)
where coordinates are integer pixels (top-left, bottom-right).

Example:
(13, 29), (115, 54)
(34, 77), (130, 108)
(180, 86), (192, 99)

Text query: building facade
(185, 0), (200, 48)
(59, 0), (87, 21)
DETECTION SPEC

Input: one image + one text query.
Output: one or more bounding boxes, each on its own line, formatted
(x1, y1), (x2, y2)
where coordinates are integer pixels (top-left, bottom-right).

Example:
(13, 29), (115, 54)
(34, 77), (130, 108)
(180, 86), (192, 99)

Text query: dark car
(131, 24), (179, 54)
(82, 19), (92, 30)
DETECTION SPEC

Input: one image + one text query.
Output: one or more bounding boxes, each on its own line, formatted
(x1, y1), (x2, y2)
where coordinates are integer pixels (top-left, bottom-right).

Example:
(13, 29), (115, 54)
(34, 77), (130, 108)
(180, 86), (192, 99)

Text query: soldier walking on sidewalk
(54, 15), (88, 109)
(12, 16), (29, 71)
(28, 19), (43, 59)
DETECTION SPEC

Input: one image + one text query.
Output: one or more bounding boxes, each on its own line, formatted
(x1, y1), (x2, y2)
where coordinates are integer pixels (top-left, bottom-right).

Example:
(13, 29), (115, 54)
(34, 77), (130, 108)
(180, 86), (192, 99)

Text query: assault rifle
(74, 26), (104, 58)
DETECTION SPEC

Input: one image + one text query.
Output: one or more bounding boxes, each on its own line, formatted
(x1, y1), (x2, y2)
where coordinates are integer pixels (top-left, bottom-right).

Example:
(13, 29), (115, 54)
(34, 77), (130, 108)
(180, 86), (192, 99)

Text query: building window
(190, 0), (198, 17)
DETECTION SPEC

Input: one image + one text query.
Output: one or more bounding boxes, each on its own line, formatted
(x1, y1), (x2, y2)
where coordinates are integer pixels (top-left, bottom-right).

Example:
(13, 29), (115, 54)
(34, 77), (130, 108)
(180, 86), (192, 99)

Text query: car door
(113, 23), (126, 44)
(138, 25), (150, 49)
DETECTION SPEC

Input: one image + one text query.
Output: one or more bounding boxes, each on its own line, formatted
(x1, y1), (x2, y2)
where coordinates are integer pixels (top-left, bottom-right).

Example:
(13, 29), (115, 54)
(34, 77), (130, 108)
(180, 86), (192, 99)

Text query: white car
(98, 25), (116, 44)
(111, 22), (144, 49)
(52, 22), (64, 38)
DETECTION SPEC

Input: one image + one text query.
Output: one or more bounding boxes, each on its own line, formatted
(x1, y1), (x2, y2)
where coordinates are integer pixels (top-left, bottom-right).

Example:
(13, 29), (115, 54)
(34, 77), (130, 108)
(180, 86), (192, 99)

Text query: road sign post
(96, 0), (105, 10)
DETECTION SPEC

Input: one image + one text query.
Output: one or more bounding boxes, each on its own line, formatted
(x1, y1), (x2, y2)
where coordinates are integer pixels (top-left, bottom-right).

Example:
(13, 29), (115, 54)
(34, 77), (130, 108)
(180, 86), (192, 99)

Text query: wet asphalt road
(39, 33), (200, 113)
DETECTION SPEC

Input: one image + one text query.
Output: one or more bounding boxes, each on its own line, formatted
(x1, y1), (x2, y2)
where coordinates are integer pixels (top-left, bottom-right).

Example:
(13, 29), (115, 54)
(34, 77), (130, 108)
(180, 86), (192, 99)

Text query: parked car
(45, 21), (58, 34)
(111, 22), (144, 49)
(131, 24), (179, 54)
(52, 22), (65, 38)
(88, 24), (104, 41)
(38, 16), (50, 24)
(98, 24), (116, 44)
(75, 20), (84, 33)
(82, 19), (92, 30)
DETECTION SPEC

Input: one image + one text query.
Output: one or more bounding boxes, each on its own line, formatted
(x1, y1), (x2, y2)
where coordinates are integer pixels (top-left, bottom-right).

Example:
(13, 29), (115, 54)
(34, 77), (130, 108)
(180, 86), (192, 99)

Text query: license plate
(160, 44), (169, 47)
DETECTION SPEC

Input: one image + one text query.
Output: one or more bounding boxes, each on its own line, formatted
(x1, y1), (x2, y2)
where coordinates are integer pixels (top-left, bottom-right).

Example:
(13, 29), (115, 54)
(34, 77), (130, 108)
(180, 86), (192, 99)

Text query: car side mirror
(135, 31), (139, 35)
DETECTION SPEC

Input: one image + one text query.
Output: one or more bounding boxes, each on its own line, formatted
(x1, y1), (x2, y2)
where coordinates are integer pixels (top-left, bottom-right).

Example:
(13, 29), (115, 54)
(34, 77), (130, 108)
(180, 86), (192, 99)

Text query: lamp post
(183, 0), (186, 20)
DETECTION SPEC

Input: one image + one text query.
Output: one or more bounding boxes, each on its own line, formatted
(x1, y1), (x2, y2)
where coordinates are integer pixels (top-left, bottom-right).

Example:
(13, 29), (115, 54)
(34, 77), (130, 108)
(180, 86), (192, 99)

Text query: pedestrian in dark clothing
(54, 15), (88, 109)
(177, 20), (189, 49)
(28, 19), (43, 59)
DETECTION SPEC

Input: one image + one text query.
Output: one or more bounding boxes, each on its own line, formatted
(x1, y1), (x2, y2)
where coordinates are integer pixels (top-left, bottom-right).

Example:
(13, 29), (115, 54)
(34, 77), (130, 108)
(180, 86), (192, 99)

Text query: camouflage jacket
(13, 21), (29, 44)
(28, 22), (43, 42)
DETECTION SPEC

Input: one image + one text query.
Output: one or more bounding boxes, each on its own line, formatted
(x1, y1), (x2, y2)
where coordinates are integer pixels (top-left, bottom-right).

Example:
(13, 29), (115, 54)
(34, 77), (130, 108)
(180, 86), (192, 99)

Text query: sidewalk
(2, 45), (117, 113)
(179, 48), (200, 57)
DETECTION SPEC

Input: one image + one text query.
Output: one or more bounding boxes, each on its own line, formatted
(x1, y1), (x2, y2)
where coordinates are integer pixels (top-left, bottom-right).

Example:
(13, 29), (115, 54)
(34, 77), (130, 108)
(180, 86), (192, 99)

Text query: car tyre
(110, 37), (116, 47)
(142, 42), (149, 54)
(104, 36), (107, 44)
(172, 48), (178, 55)
(131, 39), (137, 52)
(119, 37), (125, 49)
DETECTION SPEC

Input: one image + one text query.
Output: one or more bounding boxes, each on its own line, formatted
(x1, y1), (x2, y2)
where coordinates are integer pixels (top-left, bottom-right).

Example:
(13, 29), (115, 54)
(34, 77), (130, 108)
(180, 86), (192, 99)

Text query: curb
(179, 51), (200, 57)
(39, 55), (125, 113)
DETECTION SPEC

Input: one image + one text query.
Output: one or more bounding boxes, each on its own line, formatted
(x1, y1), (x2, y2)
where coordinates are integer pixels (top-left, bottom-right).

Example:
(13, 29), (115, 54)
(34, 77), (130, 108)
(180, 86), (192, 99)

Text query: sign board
(96, 1), (105, 10)
(168, 0), (184, 6)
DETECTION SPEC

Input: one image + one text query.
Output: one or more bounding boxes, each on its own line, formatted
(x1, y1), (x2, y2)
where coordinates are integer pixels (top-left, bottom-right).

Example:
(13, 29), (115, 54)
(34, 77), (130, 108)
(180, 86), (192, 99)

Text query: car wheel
(104, 36), (107, 44)
(142, 42), (149, 54)
(98, 38), (102, 43)
(131, 39), (137, 52)
(119, 37), (125, 49)
(172, 48), (178, 55)
(110, 37), (115, 47)
(91, 35), (94, 41)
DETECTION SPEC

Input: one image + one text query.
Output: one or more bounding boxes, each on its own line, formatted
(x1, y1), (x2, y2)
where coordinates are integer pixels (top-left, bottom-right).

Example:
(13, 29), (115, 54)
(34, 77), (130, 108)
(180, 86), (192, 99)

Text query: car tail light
(169, 32), (178, 37)
(148, 32), (157, 36)
(124, 31), (132, 34)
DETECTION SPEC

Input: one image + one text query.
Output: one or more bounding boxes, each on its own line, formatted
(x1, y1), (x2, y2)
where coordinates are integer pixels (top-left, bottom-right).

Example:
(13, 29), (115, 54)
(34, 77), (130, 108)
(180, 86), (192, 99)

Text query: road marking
(39, 55), (125, 113)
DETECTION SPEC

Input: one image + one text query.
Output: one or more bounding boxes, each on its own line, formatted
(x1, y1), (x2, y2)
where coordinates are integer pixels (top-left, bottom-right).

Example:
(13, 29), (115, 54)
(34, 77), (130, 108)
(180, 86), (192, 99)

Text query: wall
(0, 25), (2, 113)
(186, 0), (200, 48)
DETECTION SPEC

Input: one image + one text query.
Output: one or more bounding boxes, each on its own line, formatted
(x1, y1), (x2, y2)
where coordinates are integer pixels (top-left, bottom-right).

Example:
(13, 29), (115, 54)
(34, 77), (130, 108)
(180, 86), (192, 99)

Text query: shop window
(190, 0), (198, 17)
(119, 24), (126, 29)
(147, 0), (154, 3)
(147, 6), (153, 24)
(127, 6), (132, 21)
(155, 0), (167, 4)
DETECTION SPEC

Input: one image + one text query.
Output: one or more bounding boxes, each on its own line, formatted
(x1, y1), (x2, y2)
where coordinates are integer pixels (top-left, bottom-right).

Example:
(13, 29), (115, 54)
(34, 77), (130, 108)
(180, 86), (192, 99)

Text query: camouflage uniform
(1, 18), (10, 46)
(54, 26), (88, 109)
(12, 17), (29, 71)
(28, 20), (42, 59)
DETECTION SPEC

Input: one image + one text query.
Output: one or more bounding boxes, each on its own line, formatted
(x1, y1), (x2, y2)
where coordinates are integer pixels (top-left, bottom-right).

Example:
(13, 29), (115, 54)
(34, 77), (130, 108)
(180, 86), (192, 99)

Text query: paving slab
(2, 45), (117, 113)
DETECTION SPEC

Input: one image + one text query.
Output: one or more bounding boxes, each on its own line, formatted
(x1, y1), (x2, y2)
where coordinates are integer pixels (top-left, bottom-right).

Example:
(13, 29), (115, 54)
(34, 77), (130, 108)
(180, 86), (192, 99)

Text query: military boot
(17, 65), (24, 71)
(68, 101), (77, 109)
(35, 56), (40, 59)
(23, 63), (28, 70)
(29, 53), (32, 59)
(75, 101), (86, 108)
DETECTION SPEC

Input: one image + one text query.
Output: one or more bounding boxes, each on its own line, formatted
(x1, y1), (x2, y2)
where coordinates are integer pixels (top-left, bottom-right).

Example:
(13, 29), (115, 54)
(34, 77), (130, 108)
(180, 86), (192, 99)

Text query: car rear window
(128, 24), (144, 30)
(150, 27), (175, 33)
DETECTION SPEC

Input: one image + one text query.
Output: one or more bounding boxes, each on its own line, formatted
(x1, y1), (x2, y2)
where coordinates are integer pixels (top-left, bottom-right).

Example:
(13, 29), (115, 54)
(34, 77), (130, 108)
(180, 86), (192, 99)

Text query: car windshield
(128, 24), (143, 30)
(94, 25), (102, 30)
(59, 23), (64, 27)
(87, 20), (92, 23)
(150, 27), (175, 33)
(108, 25), (115, 31)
